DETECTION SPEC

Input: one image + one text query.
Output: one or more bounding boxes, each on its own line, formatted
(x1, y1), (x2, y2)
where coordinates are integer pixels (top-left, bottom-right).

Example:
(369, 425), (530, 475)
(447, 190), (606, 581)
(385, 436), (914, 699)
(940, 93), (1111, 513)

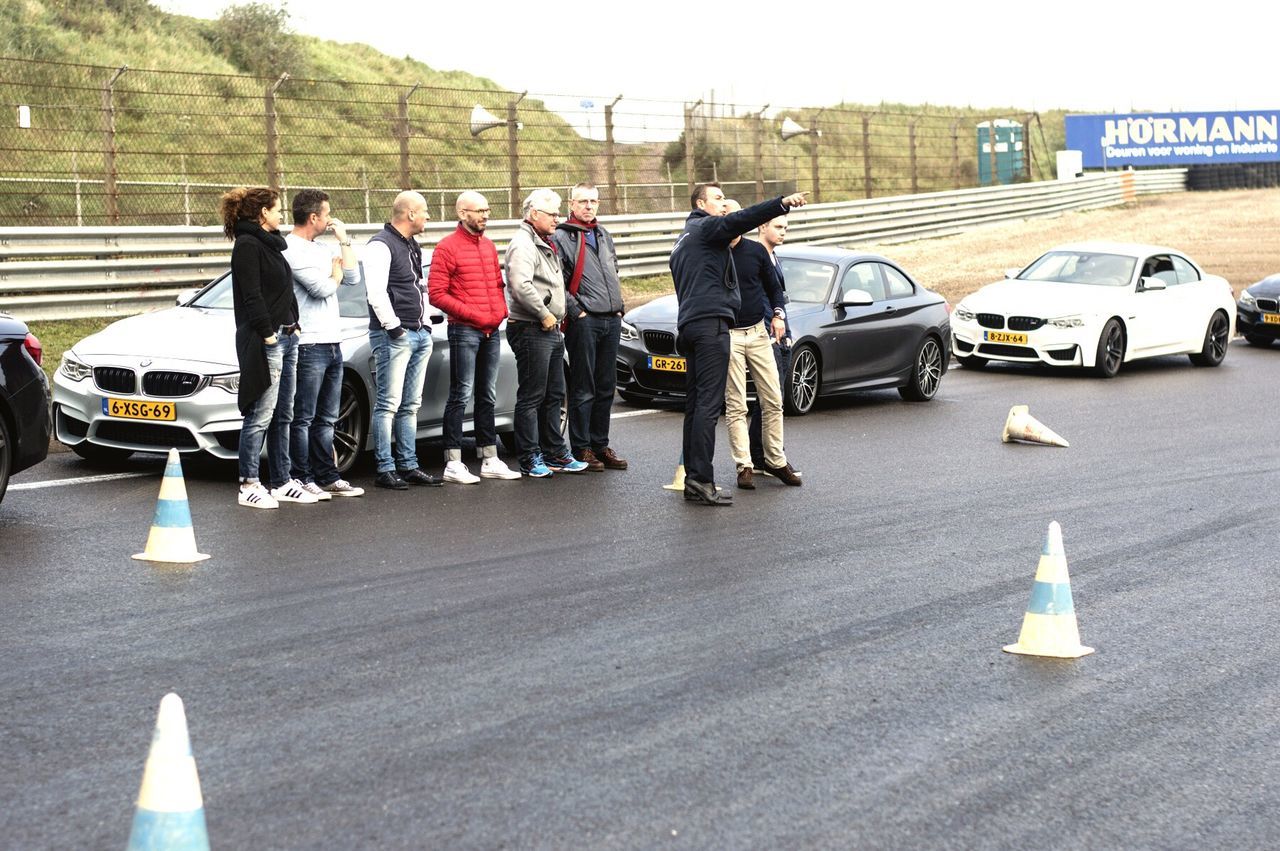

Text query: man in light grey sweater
(504, 188), (587, 477)
(281, 188), (364, 498)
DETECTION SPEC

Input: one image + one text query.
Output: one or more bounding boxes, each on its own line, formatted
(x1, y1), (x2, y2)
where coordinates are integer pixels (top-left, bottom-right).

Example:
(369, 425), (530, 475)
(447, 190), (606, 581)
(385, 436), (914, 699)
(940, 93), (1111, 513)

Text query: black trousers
(677, 317), (730, 485)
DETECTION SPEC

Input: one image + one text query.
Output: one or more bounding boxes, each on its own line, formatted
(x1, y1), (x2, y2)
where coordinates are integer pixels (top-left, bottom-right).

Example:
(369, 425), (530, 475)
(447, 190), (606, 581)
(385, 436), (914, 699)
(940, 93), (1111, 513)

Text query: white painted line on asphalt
(9, 471), (152, 491)
(610, 408), (664, 419)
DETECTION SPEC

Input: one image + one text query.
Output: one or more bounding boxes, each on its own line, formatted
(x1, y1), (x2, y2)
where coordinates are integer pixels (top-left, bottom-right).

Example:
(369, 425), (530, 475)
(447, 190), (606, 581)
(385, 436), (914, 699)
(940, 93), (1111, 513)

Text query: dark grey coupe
(615, 245), (951, 414)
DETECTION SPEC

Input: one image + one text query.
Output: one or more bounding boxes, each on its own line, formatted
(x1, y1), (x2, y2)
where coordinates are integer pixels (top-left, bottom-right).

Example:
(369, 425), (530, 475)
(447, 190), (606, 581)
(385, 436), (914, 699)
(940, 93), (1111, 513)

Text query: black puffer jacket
(230, 220), (295, 413)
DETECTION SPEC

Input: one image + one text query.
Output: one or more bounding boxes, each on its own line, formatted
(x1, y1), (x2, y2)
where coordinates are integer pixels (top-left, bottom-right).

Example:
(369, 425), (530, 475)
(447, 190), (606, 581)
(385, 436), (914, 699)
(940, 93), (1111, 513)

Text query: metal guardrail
(0, 169), (1186, 321)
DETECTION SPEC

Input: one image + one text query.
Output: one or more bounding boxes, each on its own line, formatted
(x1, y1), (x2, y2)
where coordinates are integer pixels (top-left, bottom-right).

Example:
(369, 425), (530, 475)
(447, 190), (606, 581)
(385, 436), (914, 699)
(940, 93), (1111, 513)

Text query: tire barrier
(1187, 162), (1280, 191)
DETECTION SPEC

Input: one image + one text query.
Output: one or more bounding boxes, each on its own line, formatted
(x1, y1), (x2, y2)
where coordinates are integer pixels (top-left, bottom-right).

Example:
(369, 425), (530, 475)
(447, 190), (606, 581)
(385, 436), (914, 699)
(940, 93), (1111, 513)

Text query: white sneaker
(321, 478), (365, 498)
(443, 460), (480, 484)
(271, 478), (320, 504)
(238, 482), (278, 509)
(480, 456), (521, 480)
(300, 480), (333, 501)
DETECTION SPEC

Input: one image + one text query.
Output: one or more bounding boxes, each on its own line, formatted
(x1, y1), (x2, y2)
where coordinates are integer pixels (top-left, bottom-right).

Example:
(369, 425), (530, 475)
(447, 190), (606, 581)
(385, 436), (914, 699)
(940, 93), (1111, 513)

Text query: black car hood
(1246, 274), (1280, 298)
(625, 294), (827, 325)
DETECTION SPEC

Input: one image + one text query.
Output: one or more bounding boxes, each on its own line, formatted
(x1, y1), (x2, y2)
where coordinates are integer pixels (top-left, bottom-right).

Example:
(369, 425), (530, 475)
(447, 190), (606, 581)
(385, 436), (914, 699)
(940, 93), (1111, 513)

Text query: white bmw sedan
(950, 242), (1236, 377)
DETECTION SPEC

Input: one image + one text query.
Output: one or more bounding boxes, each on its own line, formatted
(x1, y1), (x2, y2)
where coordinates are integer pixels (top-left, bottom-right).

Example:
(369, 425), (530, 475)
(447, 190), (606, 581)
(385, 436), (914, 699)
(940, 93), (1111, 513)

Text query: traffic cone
(1001, 405), (1069, 447)
(1003, 521), (1094, 658)
(126, 693), (210, 851)
(662, 453), (687, 491)
(133, 449), (209, 564)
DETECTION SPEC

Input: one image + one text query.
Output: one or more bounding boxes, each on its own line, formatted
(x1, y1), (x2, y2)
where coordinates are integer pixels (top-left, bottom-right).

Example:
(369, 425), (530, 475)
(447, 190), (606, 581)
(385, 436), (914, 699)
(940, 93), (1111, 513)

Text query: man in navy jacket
(669, 183), (807, 505)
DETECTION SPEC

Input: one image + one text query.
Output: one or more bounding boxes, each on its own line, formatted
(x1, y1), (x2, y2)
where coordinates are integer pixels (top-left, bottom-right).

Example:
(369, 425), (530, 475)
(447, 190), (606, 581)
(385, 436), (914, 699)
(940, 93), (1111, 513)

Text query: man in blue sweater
(669, 183), (807, 505)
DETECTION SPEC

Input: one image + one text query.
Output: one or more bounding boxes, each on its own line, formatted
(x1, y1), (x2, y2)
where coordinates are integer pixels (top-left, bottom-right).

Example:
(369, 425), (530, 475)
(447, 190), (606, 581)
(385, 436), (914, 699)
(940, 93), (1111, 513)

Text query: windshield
(187, 267), (372, 319)
(1019, 251), (1136, 287)
(778, 258), (838, 303)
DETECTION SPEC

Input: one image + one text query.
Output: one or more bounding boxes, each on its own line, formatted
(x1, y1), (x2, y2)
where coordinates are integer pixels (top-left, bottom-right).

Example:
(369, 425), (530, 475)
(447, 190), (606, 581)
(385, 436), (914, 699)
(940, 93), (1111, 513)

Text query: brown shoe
(763, 462), (802, 486)
(737, 466), (755, 490)
(598, 447), (628, 470)
(577, 449), (606, 472)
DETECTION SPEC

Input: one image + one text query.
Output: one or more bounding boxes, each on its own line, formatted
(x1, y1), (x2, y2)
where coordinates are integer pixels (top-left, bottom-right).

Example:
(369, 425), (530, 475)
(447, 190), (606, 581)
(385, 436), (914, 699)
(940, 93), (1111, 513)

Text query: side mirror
(1004, 268), (1021, 279)
(1139, 276), (1166, 291)
(175, 288), (200, 306)
(838, 288), (874, 307)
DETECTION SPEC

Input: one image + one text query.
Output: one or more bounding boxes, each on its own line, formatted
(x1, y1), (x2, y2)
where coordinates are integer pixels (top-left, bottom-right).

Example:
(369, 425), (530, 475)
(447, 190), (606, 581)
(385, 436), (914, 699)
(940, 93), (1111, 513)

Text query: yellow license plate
(984, 330), (1028, 344)
(648, 355), (687, 373)
(1262, 313), (1280, 325)
(102, 397), (177, 421)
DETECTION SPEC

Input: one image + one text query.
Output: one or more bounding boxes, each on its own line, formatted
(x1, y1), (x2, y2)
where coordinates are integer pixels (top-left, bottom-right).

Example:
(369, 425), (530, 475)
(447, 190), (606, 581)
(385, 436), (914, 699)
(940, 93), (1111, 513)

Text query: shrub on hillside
(206, 2), (303, 78)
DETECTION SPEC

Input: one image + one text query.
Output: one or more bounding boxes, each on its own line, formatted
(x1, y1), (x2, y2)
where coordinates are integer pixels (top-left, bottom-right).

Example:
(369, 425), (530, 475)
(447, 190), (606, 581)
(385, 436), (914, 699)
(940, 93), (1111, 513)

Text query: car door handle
(882, 305), (896, 314)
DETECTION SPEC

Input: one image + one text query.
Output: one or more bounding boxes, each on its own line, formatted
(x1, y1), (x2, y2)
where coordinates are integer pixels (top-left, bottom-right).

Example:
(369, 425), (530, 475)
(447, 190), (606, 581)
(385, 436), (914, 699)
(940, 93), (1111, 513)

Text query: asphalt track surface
(3, 343), (1278, 849)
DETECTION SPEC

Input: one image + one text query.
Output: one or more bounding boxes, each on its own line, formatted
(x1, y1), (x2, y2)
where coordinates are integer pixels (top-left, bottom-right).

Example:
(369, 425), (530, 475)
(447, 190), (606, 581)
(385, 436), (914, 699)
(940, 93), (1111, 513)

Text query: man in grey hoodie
(504, 188), (588, 477)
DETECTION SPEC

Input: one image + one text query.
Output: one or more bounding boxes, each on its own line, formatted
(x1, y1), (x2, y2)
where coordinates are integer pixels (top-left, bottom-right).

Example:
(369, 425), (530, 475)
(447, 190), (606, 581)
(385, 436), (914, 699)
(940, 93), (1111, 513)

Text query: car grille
(142, 370), (203, 397)
(642, 330), (677, 355)
(1008, 316), (1045, 331)
(95, 421), (199, 448)
(977, 313), (1004, 329)
(1257, 297), (1279, 312)
(980, 343), (1037, 358)
(94, 366), (136, 394)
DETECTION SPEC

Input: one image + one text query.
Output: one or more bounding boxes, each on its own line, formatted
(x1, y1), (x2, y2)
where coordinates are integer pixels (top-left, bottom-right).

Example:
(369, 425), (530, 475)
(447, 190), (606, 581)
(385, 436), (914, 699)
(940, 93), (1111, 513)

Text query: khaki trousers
(725, 321), (786, 470)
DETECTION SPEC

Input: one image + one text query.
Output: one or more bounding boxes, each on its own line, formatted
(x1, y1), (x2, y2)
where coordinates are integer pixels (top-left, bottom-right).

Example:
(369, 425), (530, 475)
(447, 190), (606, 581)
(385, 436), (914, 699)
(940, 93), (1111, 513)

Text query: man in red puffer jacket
(427, 191), (521, 484)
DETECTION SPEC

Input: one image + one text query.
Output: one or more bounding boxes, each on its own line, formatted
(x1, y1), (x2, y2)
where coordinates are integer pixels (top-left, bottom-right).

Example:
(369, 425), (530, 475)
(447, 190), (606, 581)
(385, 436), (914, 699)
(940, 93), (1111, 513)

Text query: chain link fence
(1, 57), (1065, 226)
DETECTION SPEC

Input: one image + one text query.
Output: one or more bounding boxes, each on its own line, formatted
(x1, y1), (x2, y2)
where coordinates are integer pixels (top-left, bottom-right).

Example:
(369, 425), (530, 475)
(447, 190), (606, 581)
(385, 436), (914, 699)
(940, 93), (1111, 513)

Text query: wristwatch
(773, 308), (786, 320)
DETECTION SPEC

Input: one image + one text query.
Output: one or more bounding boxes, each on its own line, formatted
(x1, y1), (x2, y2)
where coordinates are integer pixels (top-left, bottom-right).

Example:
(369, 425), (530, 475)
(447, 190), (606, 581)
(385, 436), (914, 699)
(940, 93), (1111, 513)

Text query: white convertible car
(950, 242), (1236, 377)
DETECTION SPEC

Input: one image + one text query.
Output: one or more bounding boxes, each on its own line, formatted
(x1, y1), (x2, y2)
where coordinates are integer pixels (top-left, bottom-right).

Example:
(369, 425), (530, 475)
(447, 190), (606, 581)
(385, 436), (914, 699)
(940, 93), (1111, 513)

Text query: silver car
(51, 269), (518, 472)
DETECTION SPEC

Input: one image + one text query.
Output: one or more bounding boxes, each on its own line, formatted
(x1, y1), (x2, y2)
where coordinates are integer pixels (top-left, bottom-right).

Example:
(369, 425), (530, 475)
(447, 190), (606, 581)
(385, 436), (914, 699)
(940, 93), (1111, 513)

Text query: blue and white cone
(663, 452), (686, 491)
(126, 693), (210, 851)
(133, 449), (209, 564)
(1003, 521), (1094, 658)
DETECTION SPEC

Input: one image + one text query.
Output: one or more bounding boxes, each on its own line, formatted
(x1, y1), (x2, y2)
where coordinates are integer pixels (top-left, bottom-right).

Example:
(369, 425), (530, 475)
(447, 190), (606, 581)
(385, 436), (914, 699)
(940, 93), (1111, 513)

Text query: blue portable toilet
(977, 120), (1025, 185)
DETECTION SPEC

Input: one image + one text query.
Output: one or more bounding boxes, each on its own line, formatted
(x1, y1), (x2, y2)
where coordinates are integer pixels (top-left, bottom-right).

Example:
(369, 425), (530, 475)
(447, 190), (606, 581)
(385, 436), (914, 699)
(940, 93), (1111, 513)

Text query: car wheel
(1092, 319), (1125, 378)
(785, 345), (820, 416)
(955, 353), (987, 369)
(0, 414), (11, 505)
(333, 376), (368, 476)
(1188, 311), (1230, 367)
(899, 335), (944, 402)
(1244, 334), (1273, 347)
(71, 442), (134, 465)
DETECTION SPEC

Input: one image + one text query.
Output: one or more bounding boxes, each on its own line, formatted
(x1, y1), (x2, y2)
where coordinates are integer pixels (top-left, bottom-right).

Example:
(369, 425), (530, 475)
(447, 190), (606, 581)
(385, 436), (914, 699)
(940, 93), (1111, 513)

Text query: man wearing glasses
(503, 189), (588, 477)
(427, 191), (522, 483)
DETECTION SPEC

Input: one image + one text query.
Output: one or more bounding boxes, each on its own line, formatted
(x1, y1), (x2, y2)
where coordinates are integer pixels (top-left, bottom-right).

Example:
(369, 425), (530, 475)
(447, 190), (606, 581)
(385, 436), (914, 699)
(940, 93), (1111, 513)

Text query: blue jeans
(506, 320), (570, 466)
(443, 323), (500, 452)
(565, 313), (621, 454)
(369, 327), (432, 474)
(239, 334), (287, 482)
(265, 331), (299, 488)
(291, 342), (344, 486)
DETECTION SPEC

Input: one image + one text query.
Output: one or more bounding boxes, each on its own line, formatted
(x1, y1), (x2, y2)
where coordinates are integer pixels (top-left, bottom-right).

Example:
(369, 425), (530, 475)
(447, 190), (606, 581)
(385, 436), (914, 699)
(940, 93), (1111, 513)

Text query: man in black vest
(669, 183), (807, 506)
(365, 190), (442, 490)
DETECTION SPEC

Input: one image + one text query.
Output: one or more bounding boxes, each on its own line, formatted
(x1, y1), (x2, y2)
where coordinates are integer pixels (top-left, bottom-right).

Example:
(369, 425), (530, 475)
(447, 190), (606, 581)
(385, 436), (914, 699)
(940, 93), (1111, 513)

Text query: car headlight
(620, 321), (640, 342)
(209, 372), (240, 394)
(1049, 315), (1085, 329)
(954, 303), (975, 322)
(1239, 289), (1257, 308)
(59, 353), (93, 381)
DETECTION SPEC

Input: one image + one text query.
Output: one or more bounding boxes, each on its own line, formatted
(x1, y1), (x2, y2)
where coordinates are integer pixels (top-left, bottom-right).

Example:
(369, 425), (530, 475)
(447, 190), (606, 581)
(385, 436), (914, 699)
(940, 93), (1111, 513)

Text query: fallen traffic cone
(662, 453), (687, 491)
(133, 449), (209, 564)
(126, 693), (210, 851)
(1003, 521), (1094, 659)
(1001, 404), (1069, 447)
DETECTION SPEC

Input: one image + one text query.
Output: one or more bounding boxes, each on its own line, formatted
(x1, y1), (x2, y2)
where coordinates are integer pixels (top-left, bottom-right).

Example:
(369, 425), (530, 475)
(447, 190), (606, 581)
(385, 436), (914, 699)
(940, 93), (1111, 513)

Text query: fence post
(683, 101), (698, 197)
(264, 72), (290, 192)
(753, 105), (768, 204)
(808, 109), (823, 203)
(361, 167), (370, 223)
(72, 152), (83, 227)
(862, 113), (873, 199)
(398, 83), (420, 191)
(909, 119), (919, 195)
(508, 92), (526, 219)
(605, 94), (622, 208)
(1022, 115), (1033, 182)
(988, 117), (999, 186)
(951, 119), (961, 188)
(100, 65), (127, 225)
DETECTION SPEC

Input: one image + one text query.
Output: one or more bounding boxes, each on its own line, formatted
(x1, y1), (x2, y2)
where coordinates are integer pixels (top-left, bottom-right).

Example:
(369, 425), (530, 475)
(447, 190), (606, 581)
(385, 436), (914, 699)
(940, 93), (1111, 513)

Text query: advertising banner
(1065, 111), (1280, 167)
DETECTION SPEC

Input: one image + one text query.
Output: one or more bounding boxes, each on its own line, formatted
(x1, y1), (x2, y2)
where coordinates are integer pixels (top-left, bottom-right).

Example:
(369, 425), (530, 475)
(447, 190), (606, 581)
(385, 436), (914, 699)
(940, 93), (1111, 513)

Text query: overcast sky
(153, 0), (1271, 141)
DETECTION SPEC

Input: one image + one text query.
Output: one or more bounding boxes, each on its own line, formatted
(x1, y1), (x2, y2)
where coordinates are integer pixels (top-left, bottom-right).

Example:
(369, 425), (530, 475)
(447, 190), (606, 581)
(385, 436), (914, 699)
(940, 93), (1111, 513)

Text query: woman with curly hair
(221, 186), (304, 509)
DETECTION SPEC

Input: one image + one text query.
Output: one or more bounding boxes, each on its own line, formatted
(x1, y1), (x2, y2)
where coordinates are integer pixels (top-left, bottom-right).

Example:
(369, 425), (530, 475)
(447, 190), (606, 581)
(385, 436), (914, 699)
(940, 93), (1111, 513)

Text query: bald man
(365, 190), (440, 490)
(427, 191), (520, 483)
